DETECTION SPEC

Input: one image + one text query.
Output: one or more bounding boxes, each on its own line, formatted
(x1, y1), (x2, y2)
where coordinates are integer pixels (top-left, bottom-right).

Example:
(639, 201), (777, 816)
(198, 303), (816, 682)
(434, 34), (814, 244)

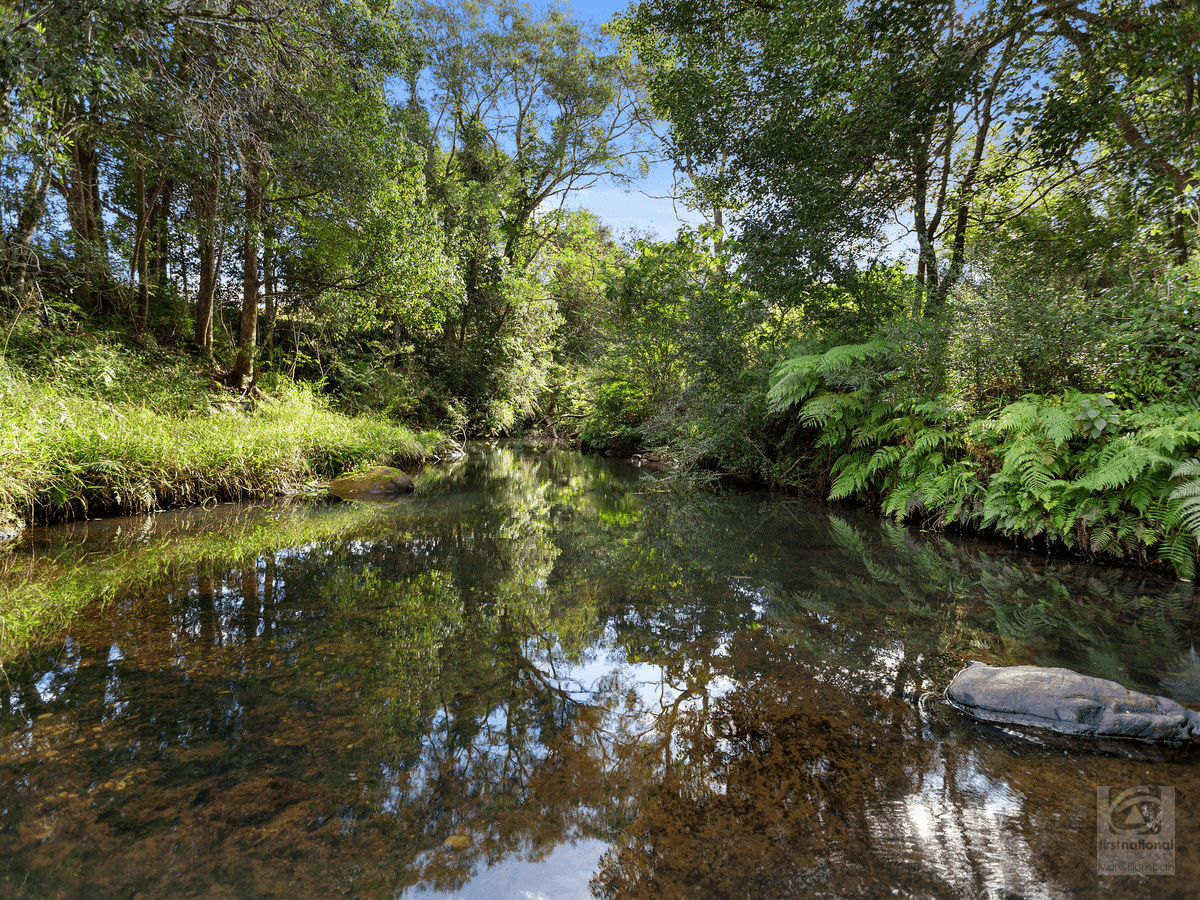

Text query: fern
(772, 370), (1200, 576)
(1165, 458), (1200, 578)
(1170, 458), (1200, 533)
(1040, 405), (1077, 447)
(828, 450), (872, 500)
(801, 391), (859, 429)
(982, 399), (1042, 435)
(767, 341), (892, 413)
(1071, 438), (1171, 492)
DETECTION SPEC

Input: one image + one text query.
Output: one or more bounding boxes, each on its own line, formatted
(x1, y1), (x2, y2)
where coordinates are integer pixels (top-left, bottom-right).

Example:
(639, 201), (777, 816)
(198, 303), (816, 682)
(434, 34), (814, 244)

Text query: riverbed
(1, 445), (1196, 898)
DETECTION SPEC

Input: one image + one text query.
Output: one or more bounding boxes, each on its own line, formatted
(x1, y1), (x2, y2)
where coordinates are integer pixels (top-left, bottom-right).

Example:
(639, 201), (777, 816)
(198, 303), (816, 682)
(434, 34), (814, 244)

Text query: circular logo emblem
(1107, 787), (1163, 835)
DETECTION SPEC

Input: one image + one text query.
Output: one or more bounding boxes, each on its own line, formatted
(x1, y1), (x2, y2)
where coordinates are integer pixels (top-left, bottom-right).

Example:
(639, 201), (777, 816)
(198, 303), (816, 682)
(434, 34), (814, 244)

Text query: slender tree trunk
(60, 118), (108, 310)
(912, 153), (937, 316)
(134, 161), (150, 327)
(192, 150), (222, 353)
(152, 178), (172, 308)
(262, 218), (277, 352)
(6, 159), (51, 303)
(229, 162), (261, 389)
(1172, 207), (1190, 265)
(196, 234), (216, 351)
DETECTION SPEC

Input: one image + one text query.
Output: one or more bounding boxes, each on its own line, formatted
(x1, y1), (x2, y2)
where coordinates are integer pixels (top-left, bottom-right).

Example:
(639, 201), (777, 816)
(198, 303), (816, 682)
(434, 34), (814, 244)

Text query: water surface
(1, 446), (1197, 898)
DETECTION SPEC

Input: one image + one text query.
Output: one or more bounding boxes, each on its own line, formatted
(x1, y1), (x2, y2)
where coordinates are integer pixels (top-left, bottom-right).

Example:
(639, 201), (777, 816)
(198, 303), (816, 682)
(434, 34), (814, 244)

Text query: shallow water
(1, 445), (1197, 898)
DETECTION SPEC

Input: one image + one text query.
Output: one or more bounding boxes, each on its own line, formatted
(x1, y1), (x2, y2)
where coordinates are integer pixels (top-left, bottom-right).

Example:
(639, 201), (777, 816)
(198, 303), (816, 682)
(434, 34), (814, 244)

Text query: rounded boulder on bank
(328, 466), (415, 500)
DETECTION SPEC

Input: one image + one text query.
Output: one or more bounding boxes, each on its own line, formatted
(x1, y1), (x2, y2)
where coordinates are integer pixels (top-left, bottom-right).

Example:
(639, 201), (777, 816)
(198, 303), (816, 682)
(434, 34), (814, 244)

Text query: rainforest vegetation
(1, 0), (1198, 575)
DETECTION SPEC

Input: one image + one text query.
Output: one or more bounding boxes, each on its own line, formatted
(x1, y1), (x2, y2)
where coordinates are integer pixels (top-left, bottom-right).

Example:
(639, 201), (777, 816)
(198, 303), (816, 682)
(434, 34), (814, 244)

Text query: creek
(1, 445), (1197, 898)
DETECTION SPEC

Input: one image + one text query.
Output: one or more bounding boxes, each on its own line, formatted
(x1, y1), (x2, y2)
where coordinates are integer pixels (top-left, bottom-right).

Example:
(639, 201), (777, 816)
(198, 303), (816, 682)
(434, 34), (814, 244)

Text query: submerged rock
(327, 466), (415, 500)
(947, 662), (1200, 744)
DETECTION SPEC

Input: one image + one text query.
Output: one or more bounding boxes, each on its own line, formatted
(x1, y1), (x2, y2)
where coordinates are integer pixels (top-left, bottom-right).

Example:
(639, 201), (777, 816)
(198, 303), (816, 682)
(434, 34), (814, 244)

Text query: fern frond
(767, 341), (892, 413)
(865, 445), (904, 479)
(829, 450), (871, 500)
(799, 391), (856, 428)
(1040, 406), (1076, 448)
(1159, 531), (1197, 581)
(910, 427), (949, 456)
(1072, 438), (1171, 492)
(984, 399), (1042, 435)
(1169, 458), (1200, 535)
(1139, 423), (1200, 455)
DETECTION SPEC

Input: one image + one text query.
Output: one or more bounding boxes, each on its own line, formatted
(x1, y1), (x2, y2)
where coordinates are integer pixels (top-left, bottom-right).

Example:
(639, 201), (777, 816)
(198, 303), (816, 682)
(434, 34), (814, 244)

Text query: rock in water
(328, 466), (415, 500)
(947, 662), (1200, 744)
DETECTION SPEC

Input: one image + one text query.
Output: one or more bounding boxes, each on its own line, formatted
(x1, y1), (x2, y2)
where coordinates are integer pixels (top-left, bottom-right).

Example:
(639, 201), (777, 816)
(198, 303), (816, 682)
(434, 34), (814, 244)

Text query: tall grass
(0, 324), (445, 529)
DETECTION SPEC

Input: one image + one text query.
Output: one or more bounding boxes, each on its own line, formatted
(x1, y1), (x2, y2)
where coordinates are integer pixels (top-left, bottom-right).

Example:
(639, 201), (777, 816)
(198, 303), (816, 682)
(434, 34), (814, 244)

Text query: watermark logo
(1097, 786), (1175, 876)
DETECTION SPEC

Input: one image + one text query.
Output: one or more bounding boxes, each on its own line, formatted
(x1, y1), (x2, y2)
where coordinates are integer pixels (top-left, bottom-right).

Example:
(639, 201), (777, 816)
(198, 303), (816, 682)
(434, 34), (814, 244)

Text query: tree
(620, 0), (1198, 322)
(404, 0), (649, 431)
(1, 0), (431, 387)
(1027, 0), (1199, 264)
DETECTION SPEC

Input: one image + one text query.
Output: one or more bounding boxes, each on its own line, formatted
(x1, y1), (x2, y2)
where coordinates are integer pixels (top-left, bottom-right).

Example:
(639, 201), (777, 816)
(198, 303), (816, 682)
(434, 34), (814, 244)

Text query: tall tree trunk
(229, 162), (261, 389)
(134, 161), (150, 327)
(262, 218), (277, 352)
(59, 113), (109, 310)
(6, 159), (51, 303)
(132, 148), (165, 330)
(1172, 207), (1190, 265)
(196, 234), (216, 351)
(192, 150), (223, 353)
(152, 178), (172, 309)
(912, 152), (938, 316)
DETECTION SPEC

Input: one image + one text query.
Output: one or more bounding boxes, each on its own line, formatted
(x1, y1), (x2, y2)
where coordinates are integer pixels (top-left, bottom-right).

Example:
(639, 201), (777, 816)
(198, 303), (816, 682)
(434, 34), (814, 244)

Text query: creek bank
(947, 662), (1200, 744)
(1, 438), (451, 543)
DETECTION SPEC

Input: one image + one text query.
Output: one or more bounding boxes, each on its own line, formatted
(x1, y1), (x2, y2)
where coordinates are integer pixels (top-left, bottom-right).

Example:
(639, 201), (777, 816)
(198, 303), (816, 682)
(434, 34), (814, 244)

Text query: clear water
(1, 445), (1197, 898)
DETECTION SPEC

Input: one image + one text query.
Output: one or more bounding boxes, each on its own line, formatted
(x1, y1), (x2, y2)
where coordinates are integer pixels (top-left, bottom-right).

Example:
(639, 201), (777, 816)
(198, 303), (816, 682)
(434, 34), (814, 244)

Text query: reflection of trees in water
(781, 516), (1200, 700)
(0, 447), (669, 896)
(3, 447), (1198, 897)
(590, 634), (1200, 900)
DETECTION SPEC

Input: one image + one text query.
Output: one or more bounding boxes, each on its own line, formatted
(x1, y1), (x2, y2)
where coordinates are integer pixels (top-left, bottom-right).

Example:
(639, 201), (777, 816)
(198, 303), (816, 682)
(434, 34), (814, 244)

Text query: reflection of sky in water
(874, 749), (1054, 899)
(31, 638), (81, 705)
(406, 838), (608, 899)
(2, 447), (1197, 899)
(401, 628), (739, 896)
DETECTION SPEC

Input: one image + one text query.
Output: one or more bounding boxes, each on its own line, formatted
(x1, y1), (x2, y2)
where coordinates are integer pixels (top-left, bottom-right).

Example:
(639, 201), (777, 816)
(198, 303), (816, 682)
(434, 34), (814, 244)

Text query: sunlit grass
(0, 326), (445, 529)
(0, 376), (442, 527)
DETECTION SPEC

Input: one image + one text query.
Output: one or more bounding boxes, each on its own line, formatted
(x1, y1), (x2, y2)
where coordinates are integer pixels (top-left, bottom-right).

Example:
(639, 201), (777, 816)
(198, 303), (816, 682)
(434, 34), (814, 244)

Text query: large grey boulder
(947, 662), (1200, 744)
(328, 466), (414, 500)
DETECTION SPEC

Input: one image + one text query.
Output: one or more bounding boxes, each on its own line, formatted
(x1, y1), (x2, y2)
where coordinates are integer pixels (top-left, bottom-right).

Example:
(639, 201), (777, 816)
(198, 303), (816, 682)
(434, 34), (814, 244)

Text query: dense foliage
(593, 0), (1200, 574)
(2, 0), (1198, 574)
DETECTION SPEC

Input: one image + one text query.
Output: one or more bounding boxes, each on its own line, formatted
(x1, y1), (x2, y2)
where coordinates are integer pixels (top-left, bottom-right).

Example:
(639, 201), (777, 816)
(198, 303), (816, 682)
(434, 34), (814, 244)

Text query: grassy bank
(0, 325), (446, 533)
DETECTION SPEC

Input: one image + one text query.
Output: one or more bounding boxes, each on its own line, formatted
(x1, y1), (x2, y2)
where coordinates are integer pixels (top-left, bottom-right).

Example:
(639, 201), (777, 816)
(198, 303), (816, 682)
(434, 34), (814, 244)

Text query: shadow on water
(0, 444), (1196, 898)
